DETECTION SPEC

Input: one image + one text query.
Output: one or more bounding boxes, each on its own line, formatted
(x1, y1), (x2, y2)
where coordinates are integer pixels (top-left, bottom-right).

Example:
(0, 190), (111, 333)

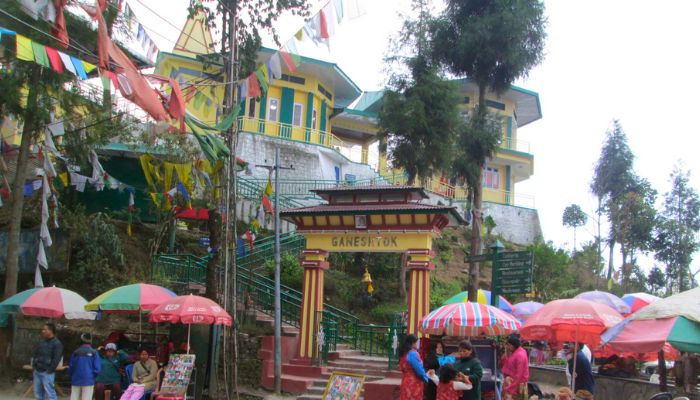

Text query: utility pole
(256, 151), (293, 394)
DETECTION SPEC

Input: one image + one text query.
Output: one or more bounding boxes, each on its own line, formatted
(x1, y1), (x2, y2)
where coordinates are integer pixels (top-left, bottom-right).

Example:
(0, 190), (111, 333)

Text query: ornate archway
(281, 186), (465, 359)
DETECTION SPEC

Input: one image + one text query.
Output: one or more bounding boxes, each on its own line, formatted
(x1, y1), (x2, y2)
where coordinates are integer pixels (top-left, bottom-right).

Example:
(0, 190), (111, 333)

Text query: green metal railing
(387, 313), (408, 370)
(236, 176), (306, 209)
(152, 233), (359, 344)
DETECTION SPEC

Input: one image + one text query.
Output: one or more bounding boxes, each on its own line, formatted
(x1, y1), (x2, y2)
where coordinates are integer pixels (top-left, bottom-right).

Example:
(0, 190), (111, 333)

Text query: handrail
(236, 176), (306, 208)
(237, 116), (348, 150)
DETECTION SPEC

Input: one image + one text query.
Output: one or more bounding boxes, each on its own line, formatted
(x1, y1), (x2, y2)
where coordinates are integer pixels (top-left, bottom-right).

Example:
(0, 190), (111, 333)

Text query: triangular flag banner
(71, 56), (87, 79)
(258, 202), (266, 227)
(16, 34), (35, 61)
(245, 229), (254, 251)
(248, 74), (261, 98)
(264, 176), (273, 196)
(82, 60), (97, 74)
(37, 241), (48, 269)
(34, 265), (44, 288)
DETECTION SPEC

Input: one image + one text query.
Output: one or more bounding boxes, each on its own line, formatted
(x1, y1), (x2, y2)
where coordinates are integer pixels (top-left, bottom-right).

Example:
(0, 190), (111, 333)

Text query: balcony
(499, 137), (531, 154)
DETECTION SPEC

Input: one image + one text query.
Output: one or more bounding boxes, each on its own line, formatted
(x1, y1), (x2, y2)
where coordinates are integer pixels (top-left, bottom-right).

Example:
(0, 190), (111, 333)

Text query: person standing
(427, 364), (473, 400)
(398, 334), (431, 400)
(454, 341), (482, 400)
(95, 343), (128, 400)
(120, 349), (158, 400)
(501, 335), (529, 400)
(68, 333), (101, 400)
(32, 323), (63, 400)
(567, 345), (595, 399)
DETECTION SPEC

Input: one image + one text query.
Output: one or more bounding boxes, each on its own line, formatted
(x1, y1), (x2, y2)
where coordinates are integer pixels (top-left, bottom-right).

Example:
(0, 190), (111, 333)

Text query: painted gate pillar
(406, 249), (435, 337)
(297, 249), (329, 360)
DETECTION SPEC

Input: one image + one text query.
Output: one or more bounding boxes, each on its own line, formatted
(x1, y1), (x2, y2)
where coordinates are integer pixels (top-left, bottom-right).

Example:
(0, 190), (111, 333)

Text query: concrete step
(326, 359), (389, 371)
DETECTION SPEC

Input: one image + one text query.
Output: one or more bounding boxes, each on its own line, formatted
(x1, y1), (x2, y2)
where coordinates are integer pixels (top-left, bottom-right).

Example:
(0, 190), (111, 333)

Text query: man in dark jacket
(567, 344), (595, 399)
(68, 332), (101, 400)
(32, 323), (63, 400)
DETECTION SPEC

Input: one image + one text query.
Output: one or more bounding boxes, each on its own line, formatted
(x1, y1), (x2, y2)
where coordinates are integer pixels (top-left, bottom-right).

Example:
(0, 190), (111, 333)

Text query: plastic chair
(124, 363), (154, 400)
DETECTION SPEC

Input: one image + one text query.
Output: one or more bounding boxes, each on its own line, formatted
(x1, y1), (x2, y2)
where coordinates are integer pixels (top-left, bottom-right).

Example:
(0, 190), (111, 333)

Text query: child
(427, 364), (473, 400)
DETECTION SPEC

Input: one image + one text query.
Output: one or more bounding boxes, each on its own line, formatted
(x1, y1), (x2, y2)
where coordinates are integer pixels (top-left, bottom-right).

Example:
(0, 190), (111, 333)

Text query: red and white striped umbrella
(419, 301), (521, 337)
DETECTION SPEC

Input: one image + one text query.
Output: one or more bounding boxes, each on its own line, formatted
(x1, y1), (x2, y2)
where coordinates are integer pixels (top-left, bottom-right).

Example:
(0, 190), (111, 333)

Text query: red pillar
(405, 249), (434, 337)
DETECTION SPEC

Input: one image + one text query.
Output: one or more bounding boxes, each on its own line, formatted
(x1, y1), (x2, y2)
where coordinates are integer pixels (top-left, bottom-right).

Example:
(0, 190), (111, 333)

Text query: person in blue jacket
(68, 332), (101, 400)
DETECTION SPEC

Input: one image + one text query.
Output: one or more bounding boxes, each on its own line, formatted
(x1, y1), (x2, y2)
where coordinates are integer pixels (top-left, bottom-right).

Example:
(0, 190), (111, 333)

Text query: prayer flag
(44, 46), (63, 73)
(248, 74), (261, 97)
(16, 34), (35, 61)
(333, 0), (344, 23)
(71, 56), (87, 79)
(57, 51), (76, 75)
(82, 60), (96, 74)
(261, 195), (274, 215)
(269, 53), (282, 79)
(32, 42), (50, 68)
(37, 241), (48, 269)
(254, 68), (268, 93)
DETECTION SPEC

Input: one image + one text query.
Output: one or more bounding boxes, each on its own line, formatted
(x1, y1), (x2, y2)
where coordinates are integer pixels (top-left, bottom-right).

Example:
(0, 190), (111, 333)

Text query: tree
(610, 176), (657, 287)
(590, 120), (636, 280)
(654, 166), (700, 293)
(562, 204), (587, 254)
(647, 266), (667, 296)
(1, 2), (121, 298)
(528, 240), (574, 301)
(432, 0), (547, 302)
(378, 0), (461, 185)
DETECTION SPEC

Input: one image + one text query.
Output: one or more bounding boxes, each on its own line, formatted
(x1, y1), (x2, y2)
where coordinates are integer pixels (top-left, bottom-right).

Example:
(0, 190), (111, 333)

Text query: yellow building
(155, 16), (542, 215)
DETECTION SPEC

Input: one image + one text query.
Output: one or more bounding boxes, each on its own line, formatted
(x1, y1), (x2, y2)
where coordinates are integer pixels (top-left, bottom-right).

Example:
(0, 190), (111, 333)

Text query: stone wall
(237, 132), (379, 182)
(482, 202), (542, 246)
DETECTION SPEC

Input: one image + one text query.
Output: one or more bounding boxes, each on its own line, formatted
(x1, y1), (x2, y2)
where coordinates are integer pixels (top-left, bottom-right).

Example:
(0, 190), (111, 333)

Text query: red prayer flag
(247, 74), (261, 98)
(44, 46), (64, 73)
(319, 9), (330, 39)
(168, 78), (186, 132)
(278, 50), (298, 73)
(245, 230), (254, 250)
(51, 0), (69, 48)
(108, 71), (120, 91)
(261, 195), (274, 215)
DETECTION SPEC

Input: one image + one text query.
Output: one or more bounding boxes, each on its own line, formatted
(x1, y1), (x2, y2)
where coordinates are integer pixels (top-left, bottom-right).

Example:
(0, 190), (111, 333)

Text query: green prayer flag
(254, 68), (268, 94)
(193, 92), (205, 109)
(31, 42), (50, 67)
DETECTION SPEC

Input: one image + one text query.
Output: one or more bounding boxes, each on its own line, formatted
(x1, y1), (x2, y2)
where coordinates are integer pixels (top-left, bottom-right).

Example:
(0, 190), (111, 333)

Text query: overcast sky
(130, 0), (700, 274)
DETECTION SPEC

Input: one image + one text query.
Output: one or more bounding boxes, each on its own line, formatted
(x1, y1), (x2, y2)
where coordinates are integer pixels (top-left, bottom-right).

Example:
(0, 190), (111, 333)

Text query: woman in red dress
(398, 334), (431, 400)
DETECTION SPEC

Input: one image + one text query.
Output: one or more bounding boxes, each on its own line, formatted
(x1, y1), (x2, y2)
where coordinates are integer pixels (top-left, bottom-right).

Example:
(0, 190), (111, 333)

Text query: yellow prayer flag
(58, 172), (69, 187)
(295, 29), (304, 40)
(16, 35), (34, 61)
(264, 177), (273, 196)
(82, 61), (97, 74)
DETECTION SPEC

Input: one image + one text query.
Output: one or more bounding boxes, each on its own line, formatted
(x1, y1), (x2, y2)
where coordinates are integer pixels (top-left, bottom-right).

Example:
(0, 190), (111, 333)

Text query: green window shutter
(505, 165), (512, 204)
(280, 88), (294, 124)
(258, 94), (267, 133)
(320, 100), (327, 132)
(305, 92), (314, 142)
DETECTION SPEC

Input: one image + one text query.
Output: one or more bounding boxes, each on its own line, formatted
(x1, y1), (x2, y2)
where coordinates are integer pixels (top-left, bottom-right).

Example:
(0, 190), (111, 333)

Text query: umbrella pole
(139, 310), (142, 343)
(571, 327), (579, 393)
(187, 324), (191, 355)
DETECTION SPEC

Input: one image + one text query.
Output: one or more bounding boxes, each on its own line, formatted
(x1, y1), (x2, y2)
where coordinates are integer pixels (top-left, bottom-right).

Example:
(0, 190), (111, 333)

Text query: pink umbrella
(4, 287), (96, 320)
(149, 294), (232, 353)
(621, 292), (660, 314)
(574, 290), (630, 314)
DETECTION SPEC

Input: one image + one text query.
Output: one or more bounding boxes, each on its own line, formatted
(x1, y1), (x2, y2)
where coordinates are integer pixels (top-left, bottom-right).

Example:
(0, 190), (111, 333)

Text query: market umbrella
(419, 301), (521, 337)
(0, 287), (95, 319)
(601, 316), (700, 353)
(85, 283), (176, 341)
(513, 301), (544, 322)
(621, 293), (660, 314)
(149, 294), (232, 353)
(632, 286), (700, 321)
(521, 298), (623, 392)
(574, 290), (631, 314)
(442, 289), (514, 314)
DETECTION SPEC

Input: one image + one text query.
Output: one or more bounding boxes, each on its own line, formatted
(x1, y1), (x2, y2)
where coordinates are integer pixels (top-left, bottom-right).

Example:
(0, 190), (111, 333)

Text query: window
(292, 103), (303, 127)
(248, 98), (256, 118)
(358, 194), (379, 203)
(268, 98), (279, 122)
(483, 167), (500, 189)
(312, 108), (318, 129)
(333, 195), (354, 204)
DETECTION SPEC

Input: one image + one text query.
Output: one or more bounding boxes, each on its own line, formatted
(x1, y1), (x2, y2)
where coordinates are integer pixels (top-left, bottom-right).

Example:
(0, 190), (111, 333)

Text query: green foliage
(647, 267), (667, 296)
(55, 207), (128, 299)
(562, 204), (587, 229)
(429, 274), (463, 310)
(654, 166), (700, 293)
(591, 120), (636, 201)
(451, 111), (503, 190)
(528, 240), (575, 301)
(264, 251), (303, 290)
(189, 0), (312, 77)
(432, 0), (547, 95)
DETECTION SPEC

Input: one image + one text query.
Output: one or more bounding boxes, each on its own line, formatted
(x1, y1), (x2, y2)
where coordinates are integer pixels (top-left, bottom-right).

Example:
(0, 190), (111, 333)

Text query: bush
(430, 275), (464, 309)
(264, 251), (304, 290)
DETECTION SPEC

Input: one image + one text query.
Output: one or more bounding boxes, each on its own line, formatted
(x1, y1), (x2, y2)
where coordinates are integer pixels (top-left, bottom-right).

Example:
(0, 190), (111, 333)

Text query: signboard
(304, 233), (432, 252)
(494, 250), (533, 295)
(464, 254), (491, 263)
(321, 372), (365, 400)
(199, 237), (210, 247)
(159, 354), (196, 397)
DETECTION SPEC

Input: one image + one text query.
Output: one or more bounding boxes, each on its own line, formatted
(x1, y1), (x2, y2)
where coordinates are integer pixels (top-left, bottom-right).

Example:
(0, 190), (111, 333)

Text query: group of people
(397, 333), (598, 400)
(31, 323), (169, 400)
(399, 334), (532, 400)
